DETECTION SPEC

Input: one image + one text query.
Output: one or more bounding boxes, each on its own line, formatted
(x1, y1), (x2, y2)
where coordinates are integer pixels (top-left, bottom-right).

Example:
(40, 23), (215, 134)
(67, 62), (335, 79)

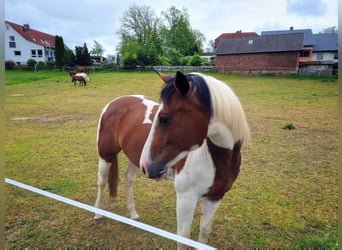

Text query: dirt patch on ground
(10, 114), (88, 123)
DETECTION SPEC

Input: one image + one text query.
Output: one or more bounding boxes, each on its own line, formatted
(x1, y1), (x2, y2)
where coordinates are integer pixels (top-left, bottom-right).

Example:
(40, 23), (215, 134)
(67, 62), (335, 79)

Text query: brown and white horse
(94, 71), (249, 248)
(70, 72), (89, 86)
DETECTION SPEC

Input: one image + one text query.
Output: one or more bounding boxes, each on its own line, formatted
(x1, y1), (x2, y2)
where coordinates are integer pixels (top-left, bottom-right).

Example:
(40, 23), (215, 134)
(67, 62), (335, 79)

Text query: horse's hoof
(94, 217), (105, 224)
(132, 217), (141, 222)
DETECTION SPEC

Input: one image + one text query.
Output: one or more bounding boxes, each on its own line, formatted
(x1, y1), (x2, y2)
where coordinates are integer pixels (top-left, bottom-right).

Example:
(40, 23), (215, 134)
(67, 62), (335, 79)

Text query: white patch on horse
(174, 139), (215, 194)
(132, 95), (158, 124)
(166, 144), (199, 168)
(140, 102), (163, 170)
(76, 72), (89, 81)
(208, 118), (235, 149)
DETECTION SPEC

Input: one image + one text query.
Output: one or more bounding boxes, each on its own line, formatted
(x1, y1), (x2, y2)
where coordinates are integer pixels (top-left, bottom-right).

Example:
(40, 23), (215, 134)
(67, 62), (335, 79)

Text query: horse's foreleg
(125, 161), (140, 220)
(198, 197), (221, 243)
(94, 157), (111, 223)
(176, 191), (199, 250)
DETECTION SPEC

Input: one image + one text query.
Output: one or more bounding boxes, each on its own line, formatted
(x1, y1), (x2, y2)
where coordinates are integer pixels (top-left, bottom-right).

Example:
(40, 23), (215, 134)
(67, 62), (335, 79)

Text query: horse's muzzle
(142, 162), (168, 179)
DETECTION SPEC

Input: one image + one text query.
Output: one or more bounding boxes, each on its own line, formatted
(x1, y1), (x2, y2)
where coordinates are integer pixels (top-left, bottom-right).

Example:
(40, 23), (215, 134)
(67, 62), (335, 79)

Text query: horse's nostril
(142, 168), (146, 175)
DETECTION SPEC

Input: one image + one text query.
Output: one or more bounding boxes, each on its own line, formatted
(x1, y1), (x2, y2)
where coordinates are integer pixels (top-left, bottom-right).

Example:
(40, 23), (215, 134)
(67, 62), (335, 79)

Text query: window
(37, 49), (43, 57)
(9, 42), (16, 48)
(14, 51), (21, 56)
(316, 53), (323, 60)
(334, 53), (338, 60)
(300, 50), (311, 57)
(9, 36), (15, 41)
(31, 49), (37, 57)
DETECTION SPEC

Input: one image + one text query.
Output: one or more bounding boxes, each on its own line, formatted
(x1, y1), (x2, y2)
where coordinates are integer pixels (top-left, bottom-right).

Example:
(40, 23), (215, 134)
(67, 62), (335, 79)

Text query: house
(261, 28), (315, 63)
(5, 21), (57, 65)
(300, 32), (338, 75)
(312, 33), (338, 63)
(215, 33), (304, 74)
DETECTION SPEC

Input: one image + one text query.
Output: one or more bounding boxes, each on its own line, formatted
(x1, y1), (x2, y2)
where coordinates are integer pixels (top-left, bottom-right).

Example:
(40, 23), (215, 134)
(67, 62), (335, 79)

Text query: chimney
(23, 23), (30, 31)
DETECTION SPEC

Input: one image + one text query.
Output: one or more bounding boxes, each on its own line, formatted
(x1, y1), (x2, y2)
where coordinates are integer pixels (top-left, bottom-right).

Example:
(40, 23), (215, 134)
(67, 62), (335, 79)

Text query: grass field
(4, 70), (338, 248)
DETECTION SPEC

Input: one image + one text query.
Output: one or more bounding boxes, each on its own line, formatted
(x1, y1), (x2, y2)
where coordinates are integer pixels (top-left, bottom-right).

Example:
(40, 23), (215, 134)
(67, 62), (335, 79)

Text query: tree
(117, 4), (206, 67)
(55, 35), (65, 66)
(118, 4), (162, 66)
(321, 26), (338, 33)
(161, 6), (204, 56)
(90, 40), (105, 56)
(75, 43), (91, 66)
(63, 49), (75, 66)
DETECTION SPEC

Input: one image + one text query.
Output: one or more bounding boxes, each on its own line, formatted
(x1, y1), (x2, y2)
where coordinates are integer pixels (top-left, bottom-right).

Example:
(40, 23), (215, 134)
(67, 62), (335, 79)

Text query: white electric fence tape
(5, 178), (216, 250)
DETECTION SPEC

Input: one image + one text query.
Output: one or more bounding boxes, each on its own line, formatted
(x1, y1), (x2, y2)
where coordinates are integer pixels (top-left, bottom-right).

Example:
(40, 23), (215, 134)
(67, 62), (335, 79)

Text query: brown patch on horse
(174, 157), (187, 174)
(204, 139), (242, 201)
(98, 96), (159, 197)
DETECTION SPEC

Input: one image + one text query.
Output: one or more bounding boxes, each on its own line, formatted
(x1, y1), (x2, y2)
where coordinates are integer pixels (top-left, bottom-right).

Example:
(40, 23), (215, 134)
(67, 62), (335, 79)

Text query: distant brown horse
(76, 66), (89, 74)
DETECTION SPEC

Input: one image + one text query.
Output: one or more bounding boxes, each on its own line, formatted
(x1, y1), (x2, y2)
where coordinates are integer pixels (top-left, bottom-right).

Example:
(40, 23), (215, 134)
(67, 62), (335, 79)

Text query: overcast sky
(5, 0), (338, 55)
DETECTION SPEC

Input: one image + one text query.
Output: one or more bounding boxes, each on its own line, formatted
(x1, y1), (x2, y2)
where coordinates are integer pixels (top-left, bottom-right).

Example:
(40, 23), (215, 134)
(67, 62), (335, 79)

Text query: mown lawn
(4, 70), (338, 248)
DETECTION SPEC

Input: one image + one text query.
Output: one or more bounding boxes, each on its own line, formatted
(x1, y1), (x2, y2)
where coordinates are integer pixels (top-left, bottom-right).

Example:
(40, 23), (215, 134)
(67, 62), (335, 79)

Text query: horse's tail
(108, 157), (119, 197)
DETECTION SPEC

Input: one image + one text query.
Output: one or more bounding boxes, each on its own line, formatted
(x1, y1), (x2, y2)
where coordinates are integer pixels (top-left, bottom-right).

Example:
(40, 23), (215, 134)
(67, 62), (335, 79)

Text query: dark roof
(313, 33), (338, 52)
(6, 21), (55, 47)
(215, 33), (304, 55)
(261, 29), (315, 46)
(214, 31), (259, 48)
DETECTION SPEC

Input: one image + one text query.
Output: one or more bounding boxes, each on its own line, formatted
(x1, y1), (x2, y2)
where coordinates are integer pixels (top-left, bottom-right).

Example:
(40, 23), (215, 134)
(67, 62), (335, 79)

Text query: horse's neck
(207, 119), (235, 150)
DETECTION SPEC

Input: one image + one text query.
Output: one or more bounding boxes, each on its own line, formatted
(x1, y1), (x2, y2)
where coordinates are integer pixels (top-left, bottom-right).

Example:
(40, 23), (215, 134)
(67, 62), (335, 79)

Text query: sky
(5, 0), (338, 56)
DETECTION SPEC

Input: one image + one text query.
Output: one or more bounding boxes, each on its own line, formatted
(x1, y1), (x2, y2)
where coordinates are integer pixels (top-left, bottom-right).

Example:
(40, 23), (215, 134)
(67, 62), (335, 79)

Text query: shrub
(283, 123), (296, 130)
(27, 59), (37, 67)
(5, 60), (16, 69)
(37, 61), (46, 68)
(46, 61), (55, 67)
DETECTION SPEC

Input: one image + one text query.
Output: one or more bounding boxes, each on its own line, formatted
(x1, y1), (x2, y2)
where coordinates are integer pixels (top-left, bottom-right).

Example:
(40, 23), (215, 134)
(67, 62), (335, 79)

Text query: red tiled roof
(214, 31), (259, 49)
(6, 21), (55, 48)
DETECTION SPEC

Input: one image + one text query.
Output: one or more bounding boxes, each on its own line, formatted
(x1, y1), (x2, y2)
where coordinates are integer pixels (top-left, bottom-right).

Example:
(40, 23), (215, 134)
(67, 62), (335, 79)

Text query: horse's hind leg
(198, 197), (221, 243)
(94, 157), (111, 223)
(125, 160), (140, 220)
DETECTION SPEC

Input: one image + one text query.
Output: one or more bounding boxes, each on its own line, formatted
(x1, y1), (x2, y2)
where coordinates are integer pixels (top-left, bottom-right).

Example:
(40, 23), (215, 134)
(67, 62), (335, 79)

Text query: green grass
(4, 70), (338, 248)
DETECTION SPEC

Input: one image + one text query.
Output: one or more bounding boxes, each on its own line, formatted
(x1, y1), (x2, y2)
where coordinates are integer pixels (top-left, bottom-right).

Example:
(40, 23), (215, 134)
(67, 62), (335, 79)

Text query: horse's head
(140, 71), (212, 179)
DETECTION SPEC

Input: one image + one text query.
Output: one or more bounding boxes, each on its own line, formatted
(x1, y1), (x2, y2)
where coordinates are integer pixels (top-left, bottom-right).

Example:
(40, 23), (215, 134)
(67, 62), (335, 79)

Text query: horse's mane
(191, 73), (250, 144)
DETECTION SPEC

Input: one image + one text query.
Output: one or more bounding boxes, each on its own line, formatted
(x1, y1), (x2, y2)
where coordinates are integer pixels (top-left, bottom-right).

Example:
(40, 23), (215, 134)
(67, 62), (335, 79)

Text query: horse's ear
(154, 70), (169, 83)
(174, 71), (190, 95)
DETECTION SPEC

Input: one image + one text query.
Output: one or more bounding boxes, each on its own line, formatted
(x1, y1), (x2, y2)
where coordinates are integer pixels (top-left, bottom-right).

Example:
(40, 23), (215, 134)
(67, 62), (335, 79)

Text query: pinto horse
(70, 72), (89, 86)
(94, 71), (249, 248)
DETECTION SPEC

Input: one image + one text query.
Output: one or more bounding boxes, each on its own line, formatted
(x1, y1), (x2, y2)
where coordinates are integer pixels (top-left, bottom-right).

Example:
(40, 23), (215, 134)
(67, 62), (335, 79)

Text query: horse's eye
(159, 116), (171, 127)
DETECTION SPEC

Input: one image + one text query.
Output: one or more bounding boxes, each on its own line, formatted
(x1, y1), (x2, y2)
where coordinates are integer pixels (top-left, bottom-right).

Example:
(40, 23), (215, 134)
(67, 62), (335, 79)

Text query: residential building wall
(216, 52), (300, 74)
(312, 51), (338, 63)
(5, 22), (55, 64)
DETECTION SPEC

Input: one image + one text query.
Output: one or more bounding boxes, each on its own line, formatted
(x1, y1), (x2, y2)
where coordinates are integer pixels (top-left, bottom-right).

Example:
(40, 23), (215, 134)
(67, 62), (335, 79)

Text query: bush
(283, 123), (296, 130)
(46, 61), (55, 67)
(189, 53), (205, 66)
(5, 60), (16, 69)
(37, 61), (46, 68)
(27, 59), (37, 67)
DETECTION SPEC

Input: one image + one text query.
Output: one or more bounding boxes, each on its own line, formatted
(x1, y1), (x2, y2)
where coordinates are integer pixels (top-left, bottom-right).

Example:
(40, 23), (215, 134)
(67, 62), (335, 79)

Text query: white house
(312, 33), (338, 63)
(5, 21), (56, 65)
